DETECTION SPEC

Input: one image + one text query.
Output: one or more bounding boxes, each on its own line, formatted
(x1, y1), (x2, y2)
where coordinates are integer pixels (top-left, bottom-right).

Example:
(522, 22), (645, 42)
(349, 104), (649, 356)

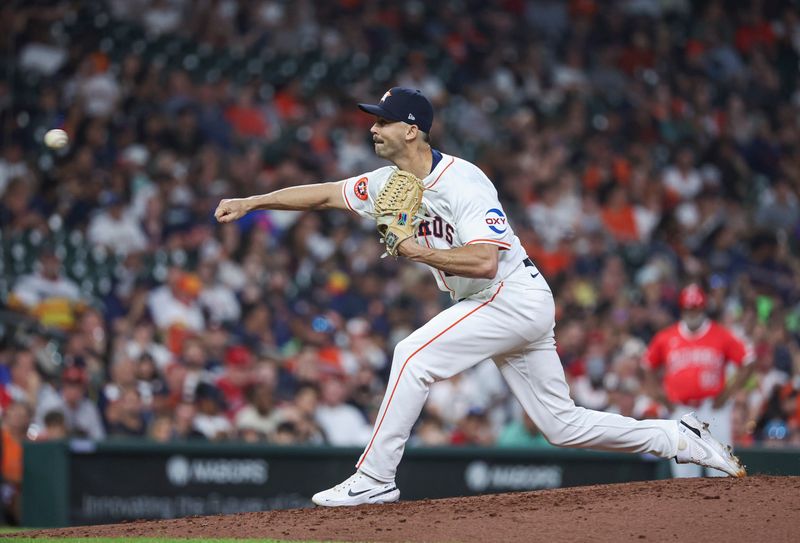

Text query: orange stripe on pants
(357, 283), (504, 470)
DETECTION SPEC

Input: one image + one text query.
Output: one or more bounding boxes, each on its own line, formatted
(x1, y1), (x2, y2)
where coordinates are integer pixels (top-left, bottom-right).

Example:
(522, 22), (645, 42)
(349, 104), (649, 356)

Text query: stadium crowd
(1, 0), (800, 510)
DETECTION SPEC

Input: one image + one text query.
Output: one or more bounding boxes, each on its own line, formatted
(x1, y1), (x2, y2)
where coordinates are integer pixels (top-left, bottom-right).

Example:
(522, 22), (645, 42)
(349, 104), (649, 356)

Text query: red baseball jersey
(643, 320), (753, 405)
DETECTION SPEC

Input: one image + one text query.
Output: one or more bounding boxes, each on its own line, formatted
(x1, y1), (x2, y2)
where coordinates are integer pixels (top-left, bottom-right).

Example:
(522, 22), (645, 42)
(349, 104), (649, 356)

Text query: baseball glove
(373, 169), (425, 257)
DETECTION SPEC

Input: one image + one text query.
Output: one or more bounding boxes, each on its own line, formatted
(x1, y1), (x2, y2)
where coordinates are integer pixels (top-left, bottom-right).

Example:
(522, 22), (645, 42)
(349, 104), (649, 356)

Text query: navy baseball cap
(358, 87), (434, 133)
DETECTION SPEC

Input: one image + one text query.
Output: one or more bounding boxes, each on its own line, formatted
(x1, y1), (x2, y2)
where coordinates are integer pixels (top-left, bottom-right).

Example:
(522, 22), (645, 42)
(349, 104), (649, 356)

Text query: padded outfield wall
(21, 441), (800, 527)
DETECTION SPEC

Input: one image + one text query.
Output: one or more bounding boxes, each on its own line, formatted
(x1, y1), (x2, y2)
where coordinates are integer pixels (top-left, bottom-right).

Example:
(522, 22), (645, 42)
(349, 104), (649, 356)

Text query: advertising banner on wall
(69, 449), (321, 524)
(24, 441), (666, 527)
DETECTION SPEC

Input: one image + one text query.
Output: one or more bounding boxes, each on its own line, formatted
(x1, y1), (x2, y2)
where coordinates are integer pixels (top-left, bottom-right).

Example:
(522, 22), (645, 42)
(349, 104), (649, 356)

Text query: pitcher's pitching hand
(214, 199), (250, 223)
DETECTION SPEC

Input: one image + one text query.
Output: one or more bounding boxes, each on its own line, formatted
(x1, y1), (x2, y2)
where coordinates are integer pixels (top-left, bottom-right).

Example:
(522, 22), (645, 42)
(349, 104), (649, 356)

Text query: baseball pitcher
(215, 87), (746, 507)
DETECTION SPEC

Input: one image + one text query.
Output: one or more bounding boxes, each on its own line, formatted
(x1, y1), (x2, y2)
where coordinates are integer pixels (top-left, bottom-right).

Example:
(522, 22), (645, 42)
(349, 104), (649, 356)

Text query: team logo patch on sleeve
(485, 208), (507, 234)
(354, 177), (369, 201)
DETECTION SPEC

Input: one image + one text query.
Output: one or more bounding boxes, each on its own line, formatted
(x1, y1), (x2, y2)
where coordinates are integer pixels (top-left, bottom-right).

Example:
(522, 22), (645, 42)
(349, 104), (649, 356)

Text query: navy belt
(523, 257), (540, 279)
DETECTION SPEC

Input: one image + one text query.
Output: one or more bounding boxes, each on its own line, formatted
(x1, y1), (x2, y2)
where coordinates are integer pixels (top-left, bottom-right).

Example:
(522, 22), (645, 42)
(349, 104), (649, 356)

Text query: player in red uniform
(643, 284), (755, 477)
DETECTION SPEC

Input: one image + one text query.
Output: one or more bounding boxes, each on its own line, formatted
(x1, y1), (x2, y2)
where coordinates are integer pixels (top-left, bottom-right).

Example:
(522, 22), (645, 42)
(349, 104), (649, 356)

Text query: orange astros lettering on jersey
(354, 177), (368, 201)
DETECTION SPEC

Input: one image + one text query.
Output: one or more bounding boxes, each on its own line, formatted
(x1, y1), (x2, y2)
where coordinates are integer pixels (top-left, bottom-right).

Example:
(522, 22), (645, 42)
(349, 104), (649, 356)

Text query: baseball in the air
(44, 128), (69, 149)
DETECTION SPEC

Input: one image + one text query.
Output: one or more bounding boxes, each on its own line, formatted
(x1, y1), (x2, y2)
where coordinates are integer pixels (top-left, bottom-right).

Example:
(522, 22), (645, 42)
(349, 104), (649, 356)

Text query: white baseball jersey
(341, 151), (528, 300)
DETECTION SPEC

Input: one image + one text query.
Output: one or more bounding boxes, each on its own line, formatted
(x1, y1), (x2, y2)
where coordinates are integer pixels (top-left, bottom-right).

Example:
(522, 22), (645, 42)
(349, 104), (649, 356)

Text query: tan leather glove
(373, 169), (425, 257)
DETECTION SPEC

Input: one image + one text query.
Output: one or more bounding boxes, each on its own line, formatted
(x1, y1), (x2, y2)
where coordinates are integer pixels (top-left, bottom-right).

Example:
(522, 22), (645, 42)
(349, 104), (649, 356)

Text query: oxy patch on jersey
(354, 177), (369, 201)
(485, 208), (507, 234)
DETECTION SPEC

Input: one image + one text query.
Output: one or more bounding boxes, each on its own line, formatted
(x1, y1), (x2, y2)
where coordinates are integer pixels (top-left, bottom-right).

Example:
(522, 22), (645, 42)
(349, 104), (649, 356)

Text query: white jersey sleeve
(340, 166), (394, 219)
(417, 154), (528, 301)
(453, 179), (513, 250)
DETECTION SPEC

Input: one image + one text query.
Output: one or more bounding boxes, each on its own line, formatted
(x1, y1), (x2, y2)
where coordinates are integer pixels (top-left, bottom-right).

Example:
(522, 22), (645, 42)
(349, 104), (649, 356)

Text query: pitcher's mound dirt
(17, 476), (800, 542)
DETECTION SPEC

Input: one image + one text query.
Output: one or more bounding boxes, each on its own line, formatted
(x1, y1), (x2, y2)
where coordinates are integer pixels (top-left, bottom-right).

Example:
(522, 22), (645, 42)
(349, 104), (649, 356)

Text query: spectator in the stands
(147, 271), (205, 333)
(9, 249), (86, 330)
(215, 345), (255, 416)
(106, 388), (148, 438)
(34, 366), (105, 440)
(0, 176), (44, 235)
(497, 412), (554, 448)
(275, 383), (325, 445)
(171, 401), (201, 440)
(450, 408), (495, 446)
(1, 402), (31, 524)
(86, 192), (148, 256)
(192, 382), (232, 441)
(314, 374), (372, 446)
(39, 410), (68, 440)
(235, 380), (279, 440)
(3, 349), (42, 408)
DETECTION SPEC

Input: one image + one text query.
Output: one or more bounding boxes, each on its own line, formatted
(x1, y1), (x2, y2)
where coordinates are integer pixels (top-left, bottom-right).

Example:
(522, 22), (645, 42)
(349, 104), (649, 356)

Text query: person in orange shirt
(1, 402), (31, 524)
(600, 186), (639, 243)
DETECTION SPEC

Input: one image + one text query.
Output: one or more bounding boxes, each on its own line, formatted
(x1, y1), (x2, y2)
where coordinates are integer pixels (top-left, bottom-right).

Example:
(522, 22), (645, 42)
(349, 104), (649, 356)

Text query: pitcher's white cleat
(312, 471), (400, 507)
(675, 412), (746, 477)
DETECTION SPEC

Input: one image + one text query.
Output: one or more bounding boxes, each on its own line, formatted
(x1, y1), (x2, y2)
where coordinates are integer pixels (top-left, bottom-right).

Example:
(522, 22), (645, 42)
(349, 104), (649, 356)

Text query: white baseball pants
(357, 263), (680, 482)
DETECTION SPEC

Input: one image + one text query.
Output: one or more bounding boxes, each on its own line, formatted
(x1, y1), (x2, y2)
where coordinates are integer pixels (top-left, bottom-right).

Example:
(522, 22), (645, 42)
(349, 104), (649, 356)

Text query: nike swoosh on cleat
(680, 420), (701, 438)
(347, 488), (372, 497)
(370, 486), (397, 498)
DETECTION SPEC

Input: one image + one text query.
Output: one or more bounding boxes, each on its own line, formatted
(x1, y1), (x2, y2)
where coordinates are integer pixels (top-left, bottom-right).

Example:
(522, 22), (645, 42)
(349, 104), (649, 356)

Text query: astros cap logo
(357, 87), (434, 133)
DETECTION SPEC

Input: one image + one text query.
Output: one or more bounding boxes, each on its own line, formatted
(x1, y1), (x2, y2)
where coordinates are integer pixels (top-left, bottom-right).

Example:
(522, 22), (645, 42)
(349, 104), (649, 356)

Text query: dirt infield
(16, 476), (800, 542)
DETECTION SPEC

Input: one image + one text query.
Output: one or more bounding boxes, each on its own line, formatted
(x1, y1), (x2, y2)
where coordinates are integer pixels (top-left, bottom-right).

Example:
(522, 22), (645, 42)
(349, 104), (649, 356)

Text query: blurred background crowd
(1, 0), (800, 505)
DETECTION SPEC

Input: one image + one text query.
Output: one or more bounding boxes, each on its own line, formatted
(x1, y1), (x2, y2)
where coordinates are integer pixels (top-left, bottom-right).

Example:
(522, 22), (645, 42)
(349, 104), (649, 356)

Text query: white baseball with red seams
(340, 152), (681, 483)
(44, 128), (69, 149)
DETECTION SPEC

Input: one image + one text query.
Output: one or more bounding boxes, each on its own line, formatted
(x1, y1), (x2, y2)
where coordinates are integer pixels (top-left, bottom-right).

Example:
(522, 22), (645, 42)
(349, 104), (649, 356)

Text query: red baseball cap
(225, 345), (253, 368)
(679, 284), (707, 310)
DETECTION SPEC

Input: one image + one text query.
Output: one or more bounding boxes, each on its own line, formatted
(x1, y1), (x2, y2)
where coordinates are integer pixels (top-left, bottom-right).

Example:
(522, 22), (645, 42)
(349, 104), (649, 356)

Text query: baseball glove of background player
(373, 169), (425, 257)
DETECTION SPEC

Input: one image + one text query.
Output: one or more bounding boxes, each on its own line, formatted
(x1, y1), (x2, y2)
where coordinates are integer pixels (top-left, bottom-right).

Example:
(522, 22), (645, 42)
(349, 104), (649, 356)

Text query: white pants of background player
(356, 263), (680, 481)
(670, 400), (733, 478)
